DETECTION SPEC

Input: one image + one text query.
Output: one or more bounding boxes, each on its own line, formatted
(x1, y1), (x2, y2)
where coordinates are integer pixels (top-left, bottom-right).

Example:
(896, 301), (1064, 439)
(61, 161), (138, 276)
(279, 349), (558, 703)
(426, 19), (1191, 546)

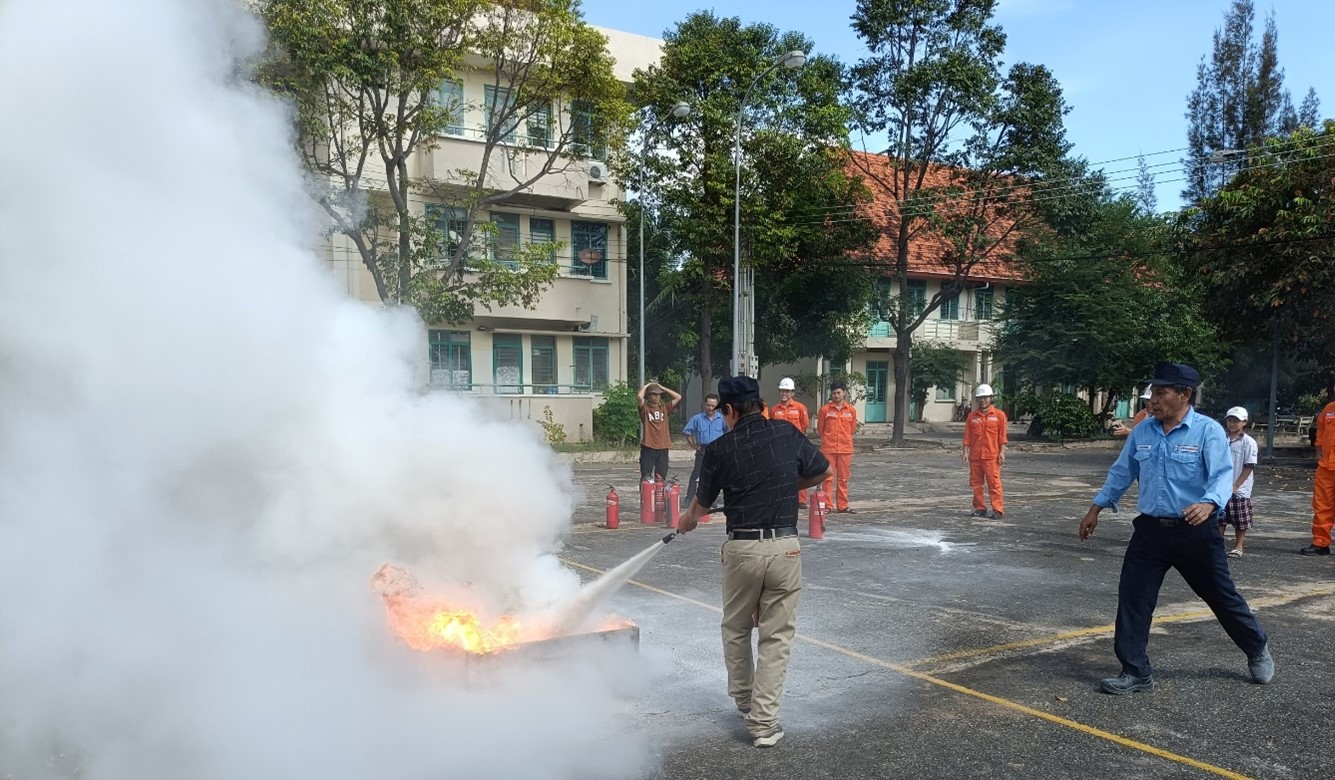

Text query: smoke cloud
(0, 1), (647, 777)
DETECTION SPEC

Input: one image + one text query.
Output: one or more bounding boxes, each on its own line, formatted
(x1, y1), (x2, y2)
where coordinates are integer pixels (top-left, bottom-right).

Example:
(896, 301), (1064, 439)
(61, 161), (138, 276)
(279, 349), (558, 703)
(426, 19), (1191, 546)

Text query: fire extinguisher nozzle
(662, 532), (678, 544)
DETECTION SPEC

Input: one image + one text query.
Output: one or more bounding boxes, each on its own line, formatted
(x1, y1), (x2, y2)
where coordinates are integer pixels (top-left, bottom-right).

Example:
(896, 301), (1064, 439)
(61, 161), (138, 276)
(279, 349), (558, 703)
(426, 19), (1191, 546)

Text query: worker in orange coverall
(1301, 397), (1335, 556)
(962, 383), (1008, 519)
(768, 377), (811, 506)
(817, 379), (857, 513)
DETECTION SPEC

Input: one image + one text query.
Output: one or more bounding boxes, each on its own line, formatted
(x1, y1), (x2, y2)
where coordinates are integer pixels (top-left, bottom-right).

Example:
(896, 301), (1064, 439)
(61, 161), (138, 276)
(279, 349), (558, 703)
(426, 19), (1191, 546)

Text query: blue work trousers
(1114, 514), (1267, 677)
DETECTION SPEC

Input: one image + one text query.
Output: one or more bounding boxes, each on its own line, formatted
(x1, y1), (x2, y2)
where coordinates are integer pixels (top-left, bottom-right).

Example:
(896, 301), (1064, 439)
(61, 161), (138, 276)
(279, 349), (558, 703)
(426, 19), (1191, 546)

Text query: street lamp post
(1208, 148), (1277, 458)
(638, 101), (691, 389)
(732, 49), (806, 378)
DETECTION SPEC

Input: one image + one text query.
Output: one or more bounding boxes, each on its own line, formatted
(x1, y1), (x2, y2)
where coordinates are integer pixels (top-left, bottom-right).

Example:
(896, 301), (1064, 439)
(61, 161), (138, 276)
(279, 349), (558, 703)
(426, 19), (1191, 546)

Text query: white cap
(975, 383), (994, 397)
(1140, 386), (1152, 399)
(1225, 406), (1249, 421)
(778, 377), (795, 390)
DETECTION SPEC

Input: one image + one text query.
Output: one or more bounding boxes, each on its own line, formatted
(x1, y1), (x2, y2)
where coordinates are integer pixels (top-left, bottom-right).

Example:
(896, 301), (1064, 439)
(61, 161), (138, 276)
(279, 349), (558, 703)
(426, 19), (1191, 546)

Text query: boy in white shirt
(1221, 406), (1259, 558)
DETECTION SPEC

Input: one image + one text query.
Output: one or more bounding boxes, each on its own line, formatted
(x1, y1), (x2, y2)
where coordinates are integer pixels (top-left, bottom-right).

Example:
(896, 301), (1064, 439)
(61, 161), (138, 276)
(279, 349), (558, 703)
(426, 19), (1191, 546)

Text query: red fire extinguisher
(665, 478), (681, 530)
(605, 485), (620, 529)
(640, 478), (655, 525)
(808, 486), (828, 540)
(653, 474), (667, 525)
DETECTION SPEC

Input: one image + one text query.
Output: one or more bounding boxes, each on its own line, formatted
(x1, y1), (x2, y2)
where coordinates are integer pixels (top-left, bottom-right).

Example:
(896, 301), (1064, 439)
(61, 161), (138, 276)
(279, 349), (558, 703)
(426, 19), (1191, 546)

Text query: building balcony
(865, 318), (996, 349)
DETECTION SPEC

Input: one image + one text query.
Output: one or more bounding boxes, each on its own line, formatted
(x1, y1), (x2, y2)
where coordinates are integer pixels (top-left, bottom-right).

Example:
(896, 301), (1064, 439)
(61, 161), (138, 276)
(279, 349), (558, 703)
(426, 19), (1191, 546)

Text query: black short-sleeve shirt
(696, 413), (830, 532)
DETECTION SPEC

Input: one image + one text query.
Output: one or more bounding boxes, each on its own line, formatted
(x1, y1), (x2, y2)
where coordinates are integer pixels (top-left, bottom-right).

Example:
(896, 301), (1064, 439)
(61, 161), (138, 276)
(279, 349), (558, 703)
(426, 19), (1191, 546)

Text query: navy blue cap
(718, 375), (761, 407)
(1144, 362), (1201, 389)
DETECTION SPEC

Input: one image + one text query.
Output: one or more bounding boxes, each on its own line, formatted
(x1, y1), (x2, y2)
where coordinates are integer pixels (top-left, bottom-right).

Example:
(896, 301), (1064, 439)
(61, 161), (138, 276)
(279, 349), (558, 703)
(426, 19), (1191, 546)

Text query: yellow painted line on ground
(902, 585), (1335, 669)
(560, 557), (1256, 780)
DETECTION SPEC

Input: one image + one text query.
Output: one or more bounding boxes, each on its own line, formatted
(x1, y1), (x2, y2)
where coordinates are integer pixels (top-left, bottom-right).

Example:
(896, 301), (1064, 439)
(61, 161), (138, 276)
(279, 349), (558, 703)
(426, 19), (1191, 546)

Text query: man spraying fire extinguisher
(678, 376), (832, 749)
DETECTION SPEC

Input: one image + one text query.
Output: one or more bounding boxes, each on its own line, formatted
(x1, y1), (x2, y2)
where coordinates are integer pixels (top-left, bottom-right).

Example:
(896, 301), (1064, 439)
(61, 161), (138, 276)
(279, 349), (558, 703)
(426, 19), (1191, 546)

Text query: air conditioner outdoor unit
(587, 163), (607, 184)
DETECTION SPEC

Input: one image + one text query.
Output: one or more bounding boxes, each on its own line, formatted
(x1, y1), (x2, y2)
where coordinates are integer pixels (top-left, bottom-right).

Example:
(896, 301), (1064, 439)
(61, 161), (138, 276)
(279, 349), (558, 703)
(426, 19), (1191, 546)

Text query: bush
(592, 382), (641, 445)
(1018, 391), (1102, 441)
(538, 405), (567, 446)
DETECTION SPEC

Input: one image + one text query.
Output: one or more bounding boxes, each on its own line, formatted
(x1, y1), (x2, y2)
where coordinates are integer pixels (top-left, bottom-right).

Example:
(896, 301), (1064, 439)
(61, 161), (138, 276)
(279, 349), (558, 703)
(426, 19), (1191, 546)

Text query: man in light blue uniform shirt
(1079, 362), (1273, 694)
(684, 393), (729, 503)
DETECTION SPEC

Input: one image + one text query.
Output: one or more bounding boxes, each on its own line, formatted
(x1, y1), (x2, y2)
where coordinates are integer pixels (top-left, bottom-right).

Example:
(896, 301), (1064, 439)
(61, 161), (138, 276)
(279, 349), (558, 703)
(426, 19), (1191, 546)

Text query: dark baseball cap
(1143, 362), (1201, 389)
(718, 375), (761, 407)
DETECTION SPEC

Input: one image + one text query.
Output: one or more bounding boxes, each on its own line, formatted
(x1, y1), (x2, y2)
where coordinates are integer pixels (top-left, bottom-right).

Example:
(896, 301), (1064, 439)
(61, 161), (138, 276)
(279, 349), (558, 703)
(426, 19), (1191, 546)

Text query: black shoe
(839, 508), (856, 514)
(971, 509), (988, 517)
(1100, 673), (1154, 695)
(1299, 544), (1331, 556)
(988, 510), (1004, 519)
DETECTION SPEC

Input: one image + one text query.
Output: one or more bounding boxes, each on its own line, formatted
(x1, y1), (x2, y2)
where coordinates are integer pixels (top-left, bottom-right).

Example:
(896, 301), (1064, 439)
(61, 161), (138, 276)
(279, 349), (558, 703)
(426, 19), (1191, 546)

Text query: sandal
(1227, 549), (1243, 558)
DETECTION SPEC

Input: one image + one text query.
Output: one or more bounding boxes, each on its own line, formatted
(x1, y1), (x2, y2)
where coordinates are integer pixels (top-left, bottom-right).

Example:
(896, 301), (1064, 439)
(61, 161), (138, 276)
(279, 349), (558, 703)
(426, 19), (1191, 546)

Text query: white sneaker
(753, 729), (784, 748)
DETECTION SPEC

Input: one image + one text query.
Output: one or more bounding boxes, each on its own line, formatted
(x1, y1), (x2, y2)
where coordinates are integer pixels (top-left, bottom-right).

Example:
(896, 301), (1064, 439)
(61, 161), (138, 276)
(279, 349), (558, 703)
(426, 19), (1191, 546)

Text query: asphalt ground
(559, 447), (1334, 780)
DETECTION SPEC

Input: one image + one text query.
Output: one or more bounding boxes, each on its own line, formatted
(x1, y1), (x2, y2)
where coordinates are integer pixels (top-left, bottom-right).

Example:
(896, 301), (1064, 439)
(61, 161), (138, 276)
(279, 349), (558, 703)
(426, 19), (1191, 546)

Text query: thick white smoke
(0, 1), (647, 778)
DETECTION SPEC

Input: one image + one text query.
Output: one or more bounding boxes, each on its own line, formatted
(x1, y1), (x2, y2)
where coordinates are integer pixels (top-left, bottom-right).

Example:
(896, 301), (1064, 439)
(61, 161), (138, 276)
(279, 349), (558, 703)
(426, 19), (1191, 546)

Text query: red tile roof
(845, 151), (1028, 283)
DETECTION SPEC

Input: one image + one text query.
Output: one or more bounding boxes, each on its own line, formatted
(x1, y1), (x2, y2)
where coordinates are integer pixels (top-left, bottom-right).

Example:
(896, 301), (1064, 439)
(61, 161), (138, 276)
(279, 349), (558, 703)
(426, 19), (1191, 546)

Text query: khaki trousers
(721, 536), (802, 736)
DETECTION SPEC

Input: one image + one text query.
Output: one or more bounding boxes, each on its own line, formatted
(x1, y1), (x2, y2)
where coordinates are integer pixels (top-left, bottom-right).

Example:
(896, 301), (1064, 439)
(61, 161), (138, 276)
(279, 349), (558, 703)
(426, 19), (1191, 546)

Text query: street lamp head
(1208, 148), (1245, 164)
(779, 50), (807, 70)
(670, 101), (691, 119)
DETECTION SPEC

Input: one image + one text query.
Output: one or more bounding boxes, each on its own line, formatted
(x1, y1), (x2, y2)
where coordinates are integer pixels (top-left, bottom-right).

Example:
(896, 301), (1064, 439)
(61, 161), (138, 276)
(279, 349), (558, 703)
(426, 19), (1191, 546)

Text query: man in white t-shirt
(1220, 406), (1259, 558)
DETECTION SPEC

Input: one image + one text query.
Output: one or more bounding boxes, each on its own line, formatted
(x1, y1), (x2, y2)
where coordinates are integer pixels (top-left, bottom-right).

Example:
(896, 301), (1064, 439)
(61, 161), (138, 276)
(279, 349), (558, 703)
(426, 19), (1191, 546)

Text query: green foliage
(592, 382), (641, 445)
(996, 189), (1224, 409)
(846, 0), (1072, 442)
(1182, 0), (1315, 204)
(909, 342), (970, 421)
(625, 12), (876, 390)
(1188, 121), (1335, 368)
(257, 0), (628, 324)
(538, 405), (567, 446)
(1018, 392), (1102, 441)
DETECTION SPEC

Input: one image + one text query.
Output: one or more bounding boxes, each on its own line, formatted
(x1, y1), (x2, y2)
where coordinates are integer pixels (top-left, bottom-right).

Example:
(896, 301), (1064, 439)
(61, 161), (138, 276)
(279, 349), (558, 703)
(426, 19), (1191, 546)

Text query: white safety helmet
(974, 383), (994, 398)
(778, 377), (796, 391)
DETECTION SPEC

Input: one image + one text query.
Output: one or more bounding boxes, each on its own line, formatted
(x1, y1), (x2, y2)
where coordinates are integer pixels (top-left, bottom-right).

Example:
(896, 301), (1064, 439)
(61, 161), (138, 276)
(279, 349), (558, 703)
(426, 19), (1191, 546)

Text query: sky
(580, 0), (1335, 211)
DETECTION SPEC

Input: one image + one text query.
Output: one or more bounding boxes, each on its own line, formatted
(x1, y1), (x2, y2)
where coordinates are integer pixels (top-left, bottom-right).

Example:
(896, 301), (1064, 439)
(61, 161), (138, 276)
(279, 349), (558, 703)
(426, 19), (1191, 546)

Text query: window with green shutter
(573, 337), (609, 392)
(436, 79), (465, 137)
(426, 204), (469, 264)
(939, 291), (960, 320)
(484, 85), (518, 143)
(529, 217), (556, 263)
(528, 102), (552, 147)
(570, 221), (608, 279)
(428, 330), (471, 390)
(492, 334), (523, 394)
(974, 288), (994, 320)
(531, 335), (556, 393)
(571, 99), (606, 160)
(490, 212), (520, 268)
(906, 279), (927, 315)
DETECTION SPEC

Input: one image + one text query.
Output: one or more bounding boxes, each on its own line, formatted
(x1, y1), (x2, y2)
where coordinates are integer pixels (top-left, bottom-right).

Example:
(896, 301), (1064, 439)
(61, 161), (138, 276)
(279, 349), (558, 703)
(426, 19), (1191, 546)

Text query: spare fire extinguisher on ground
(808, 486), (828, 540)
(665, 478), (681, 530)
(653, 475), (667, 525)
(639, 478), (655, 525)
(605, 485), (620, 529)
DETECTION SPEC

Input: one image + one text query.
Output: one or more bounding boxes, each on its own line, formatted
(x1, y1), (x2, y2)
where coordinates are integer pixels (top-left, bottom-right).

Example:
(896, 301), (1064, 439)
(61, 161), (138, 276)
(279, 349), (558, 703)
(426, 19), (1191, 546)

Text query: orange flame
(371, 564), (636, 655)
(372, 564), (526, 654)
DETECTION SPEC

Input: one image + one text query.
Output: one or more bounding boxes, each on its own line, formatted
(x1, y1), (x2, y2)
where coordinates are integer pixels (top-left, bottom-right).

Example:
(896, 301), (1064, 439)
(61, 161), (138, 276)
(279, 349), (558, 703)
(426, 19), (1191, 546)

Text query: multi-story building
(325, 26), (663, 441)
(752, 152), (1025, 425)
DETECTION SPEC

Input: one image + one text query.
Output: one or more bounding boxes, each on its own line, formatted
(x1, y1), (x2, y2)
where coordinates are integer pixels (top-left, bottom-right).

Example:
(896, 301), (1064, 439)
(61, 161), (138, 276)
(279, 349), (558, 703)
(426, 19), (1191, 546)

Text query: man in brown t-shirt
(638, 381), (681, 480)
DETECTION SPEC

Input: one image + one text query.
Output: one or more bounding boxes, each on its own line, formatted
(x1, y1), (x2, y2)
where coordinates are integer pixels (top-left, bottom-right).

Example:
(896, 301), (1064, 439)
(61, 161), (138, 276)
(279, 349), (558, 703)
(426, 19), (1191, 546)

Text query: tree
(1134, 154), (1157, 216)
(1182, 0), (1316, 204)
(627, 12), (876, 394)
(996, 194), (1223, 411)
(1190, 121), (1335, 371)
(847, 0), (1071, 444)
(909, 342), (969, 422)
(258, 0), (629, 323)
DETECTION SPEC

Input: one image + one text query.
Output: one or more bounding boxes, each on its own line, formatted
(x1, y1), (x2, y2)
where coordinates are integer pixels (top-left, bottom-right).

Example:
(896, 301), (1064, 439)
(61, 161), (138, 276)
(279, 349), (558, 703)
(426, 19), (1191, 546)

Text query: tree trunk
(700, 302), (713, 398)
(892, 329), (911, 444)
